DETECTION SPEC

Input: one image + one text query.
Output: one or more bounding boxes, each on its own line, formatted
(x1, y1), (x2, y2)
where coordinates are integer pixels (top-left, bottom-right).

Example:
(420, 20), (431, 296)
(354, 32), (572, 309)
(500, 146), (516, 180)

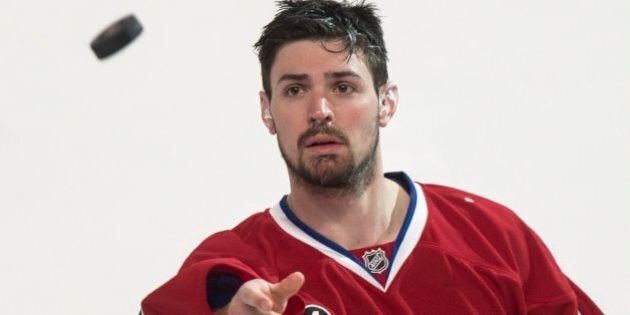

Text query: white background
(0, 0), (627, 314)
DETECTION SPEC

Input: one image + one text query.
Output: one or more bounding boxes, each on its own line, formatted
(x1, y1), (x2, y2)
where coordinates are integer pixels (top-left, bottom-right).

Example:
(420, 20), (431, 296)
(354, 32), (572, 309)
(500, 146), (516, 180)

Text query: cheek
(273, 116), (302, 152)
(271, 102), (313, 136)
(342, 104), (379, 133)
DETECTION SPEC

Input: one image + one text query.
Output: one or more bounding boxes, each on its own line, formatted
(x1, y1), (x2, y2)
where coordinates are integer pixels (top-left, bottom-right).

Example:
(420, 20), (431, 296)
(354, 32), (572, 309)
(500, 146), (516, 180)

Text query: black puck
(90, 14), (143, 60)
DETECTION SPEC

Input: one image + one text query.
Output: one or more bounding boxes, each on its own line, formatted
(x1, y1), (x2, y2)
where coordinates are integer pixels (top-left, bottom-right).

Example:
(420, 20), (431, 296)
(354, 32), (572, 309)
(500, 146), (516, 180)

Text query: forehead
(270, 39), (373, 83)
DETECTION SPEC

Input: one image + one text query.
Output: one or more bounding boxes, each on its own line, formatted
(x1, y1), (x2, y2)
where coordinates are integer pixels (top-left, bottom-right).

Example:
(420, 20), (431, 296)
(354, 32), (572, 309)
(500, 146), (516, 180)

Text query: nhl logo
(362, 248), (389, 274)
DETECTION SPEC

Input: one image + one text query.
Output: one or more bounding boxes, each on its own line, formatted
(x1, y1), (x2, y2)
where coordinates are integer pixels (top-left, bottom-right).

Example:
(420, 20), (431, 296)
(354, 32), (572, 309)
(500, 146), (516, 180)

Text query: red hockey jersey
(141, 172), (602, 314)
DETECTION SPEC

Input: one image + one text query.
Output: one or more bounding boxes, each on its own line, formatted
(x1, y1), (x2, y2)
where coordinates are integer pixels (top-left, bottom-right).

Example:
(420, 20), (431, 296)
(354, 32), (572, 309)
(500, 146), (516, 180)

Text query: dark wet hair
(254, 0), (388, 98)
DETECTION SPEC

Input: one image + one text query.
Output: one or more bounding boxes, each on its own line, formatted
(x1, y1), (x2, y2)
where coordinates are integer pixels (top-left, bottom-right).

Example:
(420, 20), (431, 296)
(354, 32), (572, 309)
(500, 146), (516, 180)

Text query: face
(260, 40), (398, 191)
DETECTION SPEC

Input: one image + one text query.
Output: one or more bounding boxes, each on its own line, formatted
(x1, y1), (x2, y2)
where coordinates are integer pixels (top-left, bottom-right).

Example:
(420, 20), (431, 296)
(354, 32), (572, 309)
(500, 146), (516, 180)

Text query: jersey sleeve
(141, 256), (260, 315)
(516, 223), (603, 315)
(140, 230), (305, 315)
(462, 188), (603, 314)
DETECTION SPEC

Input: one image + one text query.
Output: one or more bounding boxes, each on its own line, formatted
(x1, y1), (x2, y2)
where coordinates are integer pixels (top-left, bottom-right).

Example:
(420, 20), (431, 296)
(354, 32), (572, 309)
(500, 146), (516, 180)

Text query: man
(141, 1), (602, 314)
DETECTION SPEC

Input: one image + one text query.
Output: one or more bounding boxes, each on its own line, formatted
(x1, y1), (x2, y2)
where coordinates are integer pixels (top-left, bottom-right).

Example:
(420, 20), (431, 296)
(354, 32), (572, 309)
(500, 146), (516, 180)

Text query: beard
(278, 122), (379, 195)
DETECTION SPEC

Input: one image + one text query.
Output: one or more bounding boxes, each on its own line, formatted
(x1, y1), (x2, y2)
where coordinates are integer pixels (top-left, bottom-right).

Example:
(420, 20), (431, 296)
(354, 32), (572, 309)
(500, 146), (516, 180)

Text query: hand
(224, 272), (305, 315)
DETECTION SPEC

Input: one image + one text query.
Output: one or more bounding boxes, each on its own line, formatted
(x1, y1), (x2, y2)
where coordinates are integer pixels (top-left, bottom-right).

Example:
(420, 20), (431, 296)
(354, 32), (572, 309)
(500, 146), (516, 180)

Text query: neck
(285, 160), (409, 250)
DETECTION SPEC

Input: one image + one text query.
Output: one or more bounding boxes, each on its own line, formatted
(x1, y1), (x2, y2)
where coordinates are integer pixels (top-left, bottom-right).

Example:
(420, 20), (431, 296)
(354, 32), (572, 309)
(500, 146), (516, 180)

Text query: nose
(308, 94), (334, 125)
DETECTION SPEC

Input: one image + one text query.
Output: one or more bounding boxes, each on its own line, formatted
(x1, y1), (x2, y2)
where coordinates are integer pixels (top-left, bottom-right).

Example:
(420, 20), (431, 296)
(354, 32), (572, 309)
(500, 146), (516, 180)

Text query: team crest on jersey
(304, 304), (331, 315)
(362, 248), (389, 274)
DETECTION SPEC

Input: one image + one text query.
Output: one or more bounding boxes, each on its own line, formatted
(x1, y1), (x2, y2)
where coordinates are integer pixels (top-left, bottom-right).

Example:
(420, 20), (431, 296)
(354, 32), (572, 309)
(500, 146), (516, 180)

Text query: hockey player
(141, 1), (602, 314)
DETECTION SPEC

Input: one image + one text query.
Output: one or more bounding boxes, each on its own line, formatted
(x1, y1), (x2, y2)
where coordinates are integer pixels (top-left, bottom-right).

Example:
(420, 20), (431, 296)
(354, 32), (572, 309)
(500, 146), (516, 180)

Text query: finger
(238, 280), (274, 312)
(270, 272), (305, 302)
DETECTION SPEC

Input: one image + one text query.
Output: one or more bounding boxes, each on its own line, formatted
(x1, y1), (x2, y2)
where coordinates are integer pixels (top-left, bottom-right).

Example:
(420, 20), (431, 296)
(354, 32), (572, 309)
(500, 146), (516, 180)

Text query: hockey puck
(90, 14), (143, 59)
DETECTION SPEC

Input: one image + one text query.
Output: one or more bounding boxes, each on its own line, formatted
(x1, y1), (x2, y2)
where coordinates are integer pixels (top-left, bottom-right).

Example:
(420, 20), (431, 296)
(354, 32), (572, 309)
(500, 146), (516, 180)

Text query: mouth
(302, 134), (346, 155)
(304, 135), (344, 148)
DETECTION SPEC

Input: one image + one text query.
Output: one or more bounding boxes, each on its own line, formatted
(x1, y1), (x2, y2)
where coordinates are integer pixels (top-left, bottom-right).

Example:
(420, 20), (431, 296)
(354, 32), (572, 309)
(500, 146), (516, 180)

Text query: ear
(377, 82), (399, 127)
(259, 90), (276, 135)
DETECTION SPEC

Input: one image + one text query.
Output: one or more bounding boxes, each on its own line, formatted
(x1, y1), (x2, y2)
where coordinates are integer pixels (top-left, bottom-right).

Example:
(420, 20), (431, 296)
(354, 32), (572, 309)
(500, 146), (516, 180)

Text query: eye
(334, 83), (354, 94)
(286, 85), (304, 96)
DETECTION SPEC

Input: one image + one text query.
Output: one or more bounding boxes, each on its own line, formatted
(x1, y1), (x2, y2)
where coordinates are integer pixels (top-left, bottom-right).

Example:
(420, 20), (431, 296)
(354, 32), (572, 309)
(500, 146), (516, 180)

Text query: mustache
(297, 125), (349, 148)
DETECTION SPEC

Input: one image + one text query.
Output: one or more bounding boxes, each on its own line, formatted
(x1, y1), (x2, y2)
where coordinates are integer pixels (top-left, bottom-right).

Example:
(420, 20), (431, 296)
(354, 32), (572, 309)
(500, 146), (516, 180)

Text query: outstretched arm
(214, 272), (305, 315)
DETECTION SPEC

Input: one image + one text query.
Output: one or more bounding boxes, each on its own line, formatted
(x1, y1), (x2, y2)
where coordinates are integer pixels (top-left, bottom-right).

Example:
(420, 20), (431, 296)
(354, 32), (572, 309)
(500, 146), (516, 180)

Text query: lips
(297, 125), (349, 153)
(304, 134), (343, 148)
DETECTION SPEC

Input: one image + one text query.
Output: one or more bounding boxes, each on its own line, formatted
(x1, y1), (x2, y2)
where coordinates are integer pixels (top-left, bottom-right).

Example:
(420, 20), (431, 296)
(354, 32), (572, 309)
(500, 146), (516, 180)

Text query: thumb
(270, 272), (305, 305)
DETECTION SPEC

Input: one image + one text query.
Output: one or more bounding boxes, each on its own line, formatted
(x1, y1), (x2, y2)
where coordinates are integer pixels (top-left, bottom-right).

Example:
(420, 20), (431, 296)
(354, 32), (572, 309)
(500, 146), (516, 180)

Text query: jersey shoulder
(417, 183), (595, 308)
(420, 183), (523, 228)
(418, 183), (537, 276)
(180, 209), (280, 270)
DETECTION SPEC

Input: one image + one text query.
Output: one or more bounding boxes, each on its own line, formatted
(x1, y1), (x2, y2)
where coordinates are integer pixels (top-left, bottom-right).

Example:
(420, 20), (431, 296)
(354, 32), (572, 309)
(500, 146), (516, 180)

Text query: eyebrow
(276, 73), (309, 86)
(325, 70), (361, 80)
(275, 71), (361, 86)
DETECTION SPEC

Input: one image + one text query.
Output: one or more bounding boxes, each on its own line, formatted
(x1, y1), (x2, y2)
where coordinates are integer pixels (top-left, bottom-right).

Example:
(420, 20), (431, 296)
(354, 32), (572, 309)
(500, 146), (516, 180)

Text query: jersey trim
(269, 172), (428, 292)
